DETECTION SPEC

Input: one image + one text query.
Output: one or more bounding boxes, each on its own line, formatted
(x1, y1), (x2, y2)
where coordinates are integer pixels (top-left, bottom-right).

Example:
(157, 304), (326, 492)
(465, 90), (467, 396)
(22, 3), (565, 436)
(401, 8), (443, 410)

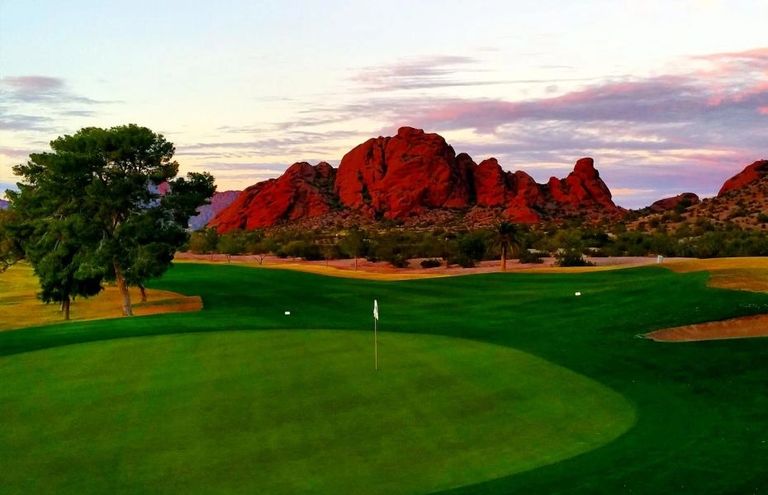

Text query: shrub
(458, 233), (486, 262)
(518, 250), (544, 264)
(282, 240), (323, 260)
(452, 254), (476, 268)
(555, 250), (593, 267)
(420, 258), (442, 268)
(387, 254), (409, 268)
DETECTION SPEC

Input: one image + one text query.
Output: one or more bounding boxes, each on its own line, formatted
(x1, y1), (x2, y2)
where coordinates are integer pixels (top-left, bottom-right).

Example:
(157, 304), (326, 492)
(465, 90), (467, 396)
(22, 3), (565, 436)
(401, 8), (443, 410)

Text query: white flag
(373, 299), (379, 321)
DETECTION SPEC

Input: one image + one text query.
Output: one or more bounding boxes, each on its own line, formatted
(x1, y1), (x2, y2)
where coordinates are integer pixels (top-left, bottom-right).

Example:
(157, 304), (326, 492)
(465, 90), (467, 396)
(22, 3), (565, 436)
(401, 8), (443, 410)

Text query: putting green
(0, 330), (634, 494)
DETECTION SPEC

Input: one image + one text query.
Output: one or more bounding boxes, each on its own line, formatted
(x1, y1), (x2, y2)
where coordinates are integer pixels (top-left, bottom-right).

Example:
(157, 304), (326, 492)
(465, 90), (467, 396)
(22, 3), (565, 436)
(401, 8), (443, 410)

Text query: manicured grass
(2, 263), (768, 493)
(0, 330), (633, 494)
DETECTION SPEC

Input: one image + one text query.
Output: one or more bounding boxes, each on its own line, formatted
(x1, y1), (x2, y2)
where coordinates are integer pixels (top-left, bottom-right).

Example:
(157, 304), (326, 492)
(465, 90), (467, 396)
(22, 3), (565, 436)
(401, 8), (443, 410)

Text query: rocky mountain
(718, 160), (768, 196)
(687, 175), (768, 230)
(632, 161), (768, 231)
(209, 127), (623, 233)
(189, 190), (241, 230)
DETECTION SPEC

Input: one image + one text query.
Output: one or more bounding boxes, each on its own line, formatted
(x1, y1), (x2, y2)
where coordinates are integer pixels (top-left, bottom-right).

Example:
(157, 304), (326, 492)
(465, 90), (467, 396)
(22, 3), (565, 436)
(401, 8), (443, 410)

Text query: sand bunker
(645, 314), (768, 342)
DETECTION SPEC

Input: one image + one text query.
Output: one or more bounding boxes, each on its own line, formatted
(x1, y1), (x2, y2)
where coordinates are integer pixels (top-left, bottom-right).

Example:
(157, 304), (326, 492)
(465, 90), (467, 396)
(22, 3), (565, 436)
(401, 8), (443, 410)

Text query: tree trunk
(114, 261), (134, 316)
(501, 243), (508, 272)
(354, 255), (358, 271)
(139, 283), (147, 303)
(63, 297), (70, 321)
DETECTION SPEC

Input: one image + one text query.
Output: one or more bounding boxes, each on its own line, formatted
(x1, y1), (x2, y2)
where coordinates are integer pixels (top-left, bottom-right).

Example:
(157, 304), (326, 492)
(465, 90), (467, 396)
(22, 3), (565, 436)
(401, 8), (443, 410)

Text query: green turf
(0, 330), (633, 494)
(2, 263), (768, 493)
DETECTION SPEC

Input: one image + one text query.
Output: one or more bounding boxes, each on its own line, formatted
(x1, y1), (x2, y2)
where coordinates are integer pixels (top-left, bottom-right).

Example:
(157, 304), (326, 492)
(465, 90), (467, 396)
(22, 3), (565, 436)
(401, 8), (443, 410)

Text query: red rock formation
(210, 162), (335, 232)
(474, 158), (508, 207)
(334, 127), (473, 218)
(211, 128), (621, 230)
(473, 160), (544, 222)
(718, 160), (768, 196)
(546, 158), (615, 210)
(649, 193), (700, 213)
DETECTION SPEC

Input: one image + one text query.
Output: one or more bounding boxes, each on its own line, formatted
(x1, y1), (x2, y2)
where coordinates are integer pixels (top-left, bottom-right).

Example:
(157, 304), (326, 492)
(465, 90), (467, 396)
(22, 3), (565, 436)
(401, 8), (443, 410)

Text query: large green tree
(9, 124), (215, 318)
(0, 209), (23, 273)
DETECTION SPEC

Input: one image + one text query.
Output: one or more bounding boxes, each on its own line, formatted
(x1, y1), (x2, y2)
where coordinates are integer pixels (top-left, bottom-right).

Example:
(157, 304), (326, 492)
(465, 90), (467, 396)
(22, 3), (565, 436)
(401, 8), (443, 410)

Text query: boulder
(649, 193), (700, 213)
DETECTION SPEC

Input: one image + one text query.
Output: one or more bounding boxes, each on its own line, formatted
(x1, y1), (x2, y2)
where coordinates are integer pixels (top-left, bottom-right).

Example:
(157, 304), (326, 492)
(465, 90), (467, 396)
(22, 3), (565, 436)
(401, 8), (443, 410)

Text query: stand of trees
(4, 125), (215, 319)
(185, 220), (768, 269)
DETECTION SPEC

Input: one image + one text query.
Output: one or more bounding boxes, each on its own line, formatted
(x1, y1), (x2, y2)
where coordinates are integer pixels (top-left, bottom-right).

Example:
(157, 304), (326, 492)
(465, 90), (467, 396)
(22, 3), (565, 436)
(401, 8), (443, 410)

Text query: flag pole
(373, 299), (379, 371)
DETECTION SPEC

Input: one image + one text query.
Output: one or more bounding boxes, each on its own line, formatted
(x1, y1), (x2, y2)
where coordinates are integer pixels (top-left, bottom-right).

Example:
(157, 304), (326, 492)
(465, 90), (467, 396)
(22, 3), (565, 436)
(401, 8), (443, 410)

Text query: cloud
(352, 55), (480, 91)
(0, 146), (32, 159)
(1, 75), (104, 104)
(351, 55), (592, 92)
(177, 129), (366, 161)
(0, 112), (54, 131)
(369, 73), (767, 134)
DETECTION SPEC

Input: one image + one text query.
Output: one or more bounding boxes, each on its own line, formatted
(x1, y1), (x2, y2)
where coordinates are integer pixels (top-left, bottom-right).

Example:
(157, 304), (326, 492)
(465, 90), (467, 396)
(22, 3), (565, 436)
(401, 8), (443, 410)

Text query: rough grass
(0, 263), (201, 330)
(0, 330), (633, 494)
(2, 263), (768, 493)
(665, 257), (768, 292)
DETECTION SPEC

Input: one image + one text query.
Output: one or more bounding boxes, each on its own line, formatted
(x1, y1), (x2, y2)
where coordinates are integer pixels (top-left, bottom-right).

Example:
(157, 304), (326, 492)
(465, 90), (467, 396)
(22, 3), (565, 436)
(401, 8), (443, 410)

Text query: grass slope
(2, 263), (768, 493)
(0, 264), (201, 330)
(0, 330), (633, 494)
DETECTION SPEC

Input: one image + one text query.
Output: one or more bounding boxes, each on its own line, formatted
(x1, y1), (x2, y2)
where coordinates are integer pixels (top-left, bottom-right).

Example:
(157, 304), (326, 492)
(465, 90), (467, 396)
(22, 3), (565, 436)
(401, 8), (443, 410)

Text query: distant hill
(0, 199), (7, 210)
(209, 127), (622, 233)
(189, 190), (240, 230)
(632, 160), (768, 231)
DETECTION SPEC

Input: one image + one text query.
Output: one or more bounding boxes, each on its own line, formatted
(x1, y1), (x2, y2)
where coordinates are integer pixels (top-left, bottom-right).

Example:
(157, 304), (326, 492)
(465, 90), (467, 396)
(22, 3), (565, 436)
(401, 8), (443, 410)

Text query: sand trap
(643, 258), (768, 342)
(645, 314), (768, 342)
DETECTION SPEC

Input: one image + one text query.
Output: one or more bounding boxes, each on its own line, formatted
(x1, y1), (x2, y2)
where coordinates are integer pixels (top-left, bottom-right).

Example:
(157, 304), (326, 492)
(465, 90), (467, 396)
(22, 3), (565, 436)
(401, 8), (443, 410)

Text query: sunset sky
(1, 0), (767, 207)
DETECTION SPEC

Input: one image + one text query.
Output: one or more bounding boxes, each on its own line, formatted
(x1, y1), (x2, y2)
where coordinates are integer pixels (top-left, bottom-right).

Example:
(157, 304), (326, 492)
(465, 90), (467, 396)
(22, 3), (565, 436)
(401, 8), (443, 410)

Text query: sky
(1, 0), (767, 208)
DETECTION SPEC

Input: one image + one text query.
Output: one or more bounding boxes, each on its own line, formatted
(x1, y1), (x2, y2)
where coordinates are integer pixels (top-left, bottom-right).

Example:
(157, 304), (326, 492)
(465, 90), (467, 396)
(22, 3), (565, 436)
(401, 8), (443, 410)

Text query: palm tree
(497, 221), (522, 272)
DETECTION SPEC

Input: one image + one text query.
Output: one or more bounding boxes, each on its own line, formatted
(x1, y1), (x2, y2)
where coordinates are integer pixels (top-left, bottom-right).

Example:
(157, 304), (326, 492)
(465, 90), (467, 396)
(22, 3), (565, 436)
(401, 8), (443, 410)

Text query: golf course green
(1, 263), (768, 493)
(0, 330), (633, 494)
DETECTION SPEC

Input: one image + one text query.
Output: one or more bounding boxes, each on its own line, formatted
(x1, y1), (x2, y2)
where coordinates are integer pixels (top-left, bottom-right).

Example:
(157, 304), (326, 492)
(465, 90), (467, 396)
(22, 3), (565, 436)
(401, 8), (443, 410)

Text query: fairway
(2, 262), (768, 493)
(0, 330), (633, 494)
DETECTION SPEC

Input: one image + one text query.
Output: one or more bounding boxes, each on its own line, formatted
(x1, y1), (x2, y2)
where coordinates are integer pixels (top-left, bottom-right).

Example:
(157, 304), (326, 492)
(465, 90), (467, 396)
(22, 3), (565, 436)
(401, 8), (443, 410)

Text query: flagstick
(374, 317), (378, 371)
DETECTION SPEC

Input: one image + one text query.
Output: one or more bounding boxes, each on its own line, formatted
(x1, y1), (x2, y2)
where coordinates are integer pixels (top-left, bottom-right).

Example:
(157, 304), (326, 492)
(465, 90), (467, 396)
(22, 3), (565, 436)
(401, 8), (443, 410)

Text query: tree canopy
(7, 124), (215, 319)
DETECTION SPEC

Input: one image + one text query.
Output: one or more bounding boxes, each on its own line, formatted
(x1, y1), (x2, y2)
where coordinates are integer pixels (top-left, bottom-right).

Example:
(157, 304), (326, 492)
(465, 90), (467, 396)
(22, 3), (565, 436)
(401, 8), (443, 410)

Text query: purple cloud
(1, 75), (102, 104)
(351, 55), (592, 92)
